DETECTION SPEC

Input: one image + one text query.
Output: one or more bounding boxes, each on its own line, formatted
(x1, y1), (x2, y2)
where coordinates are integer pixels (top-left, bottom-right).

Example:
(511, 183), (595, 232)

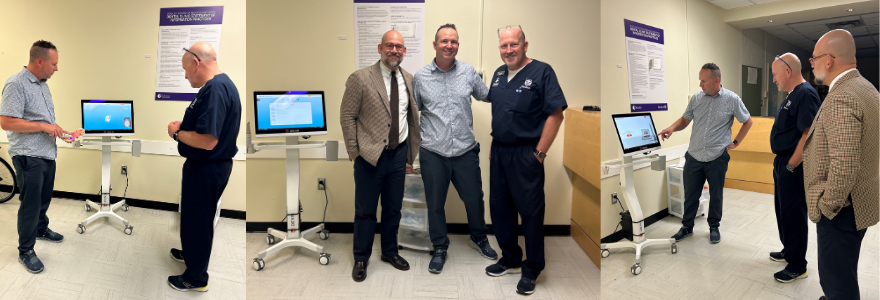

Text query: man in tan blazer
(804, 29), (879, 300)
(340, 30), (420, 283)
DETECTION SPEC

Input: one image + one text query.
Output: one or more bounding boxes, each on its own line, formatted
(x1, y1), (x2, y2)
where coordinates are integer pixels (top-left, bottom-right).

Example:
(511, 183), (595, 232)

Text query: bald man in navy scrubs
(483, 26), (567, 296)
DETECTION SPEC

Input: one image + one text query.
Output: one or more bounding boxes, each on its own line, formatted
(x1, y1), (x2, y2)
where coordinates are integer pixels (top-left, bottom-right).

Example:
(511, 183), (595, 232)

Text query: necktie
(389, 71), (399, 150)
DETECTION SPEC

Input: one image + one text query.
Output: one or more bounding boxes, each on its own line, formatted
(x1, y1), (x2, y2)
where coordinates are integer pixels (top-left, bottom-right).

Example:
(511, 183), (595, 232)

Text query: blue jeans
(420, 145), (488, 250)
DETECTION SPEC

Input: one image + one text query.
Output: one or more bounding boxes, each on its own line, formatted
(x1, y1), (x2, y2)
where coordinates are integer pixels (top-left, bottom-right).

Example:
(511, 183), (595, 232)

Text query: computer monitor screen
(611, 112), (661, 154)
(81, 100), (134, 136)
(253, 91), (327, 137)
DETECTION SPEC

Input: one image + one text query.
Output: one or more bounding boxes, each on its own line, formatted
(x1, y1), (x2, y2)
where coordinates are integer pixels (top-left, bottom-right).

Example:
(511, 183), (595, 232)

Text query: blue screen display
(83, 102), (133, 131)
(255, 93), (325, 130)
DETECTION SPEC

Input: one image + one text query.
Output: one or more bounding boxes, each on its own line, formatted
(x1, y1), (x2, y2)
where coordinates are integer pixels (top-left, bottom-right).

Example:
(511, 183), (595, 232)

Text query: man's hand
(657, 128), (674, 141)
(534, 152), (544, 163)
(726, 142), (738, 150)
(43, 124), (64, 138)
(167, 121), (182, 139)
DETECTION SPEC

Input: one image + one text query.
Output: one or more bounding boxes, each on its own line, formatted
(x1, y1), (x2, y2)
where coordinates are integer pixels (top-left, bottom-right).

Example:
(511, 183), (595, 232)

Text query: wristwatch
(534, 149), (547, 159)
(786, 164), (795, 173)
(173, 130), (181, 141)
(732, 139), (739, 146)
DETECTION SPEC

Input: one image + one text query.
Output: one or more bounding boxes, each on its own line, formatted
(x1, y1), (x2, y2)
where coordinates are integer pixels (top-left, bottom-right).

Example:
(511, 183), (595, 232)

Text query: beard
(384, 54), (403, 68)
(813, 68), (826, 85)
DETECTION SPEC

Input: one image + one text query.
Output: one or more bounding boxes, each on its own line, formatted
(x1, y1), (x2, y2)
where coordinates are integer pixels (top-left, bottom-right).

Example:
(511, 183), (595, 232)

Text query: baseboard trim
(600, 209), (670, 244)
(50, 190), (246, 220)
(246, 222), (571, 236)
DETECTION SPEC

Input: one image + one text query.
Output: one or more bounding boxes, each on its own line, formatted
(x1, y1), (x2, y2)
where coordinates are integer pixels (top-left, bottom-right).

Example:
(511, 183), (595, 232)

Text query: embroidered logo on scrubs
(783, 100), (791, 110)
(189, 97), (198, 110)
(524, 79), (532, 87)
(492, 77), (500, 87)
(497, 71), (504, 76)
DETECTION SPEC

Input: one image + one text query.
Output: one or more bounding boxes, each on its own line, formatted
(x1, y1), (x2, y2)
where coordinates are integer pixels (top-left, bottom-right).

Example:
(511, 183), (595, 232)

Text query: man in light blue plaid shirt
(0, 40), (70, 274)
(412, 23), (496, 274)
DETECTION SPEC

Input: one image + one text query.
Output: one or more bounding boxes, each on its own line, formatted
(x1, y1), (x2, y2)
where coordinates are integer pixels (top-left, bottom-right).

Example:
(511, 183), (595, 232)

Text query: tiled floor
(246, 231), (600, 299)
(601, 188), (880, 300)
(0, 197), (246, 300)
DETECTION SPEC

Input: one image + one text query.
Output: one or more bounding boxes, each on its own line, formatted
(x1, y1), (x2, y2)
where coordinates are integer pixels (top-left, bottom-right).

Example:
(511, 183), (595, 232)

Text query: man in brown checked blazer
(804, 29), (879, 300)
(340, 30), (420, 283)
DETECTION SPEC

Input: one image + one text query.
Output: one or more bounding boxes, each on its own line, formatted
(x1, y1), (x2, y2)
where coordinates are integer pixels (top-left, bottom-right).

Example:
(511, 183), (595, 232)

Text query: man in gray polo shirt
(0, 40), (69, 274)
(412, 23), (496, 274)
(658, 63), (753, 244)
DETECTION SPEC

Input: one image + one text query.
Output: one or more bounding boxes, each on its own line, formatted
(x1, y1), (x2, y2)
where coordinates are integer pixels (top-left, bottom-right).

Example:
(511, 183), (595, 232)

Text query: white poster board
(354, 0), (425, 74)
(624, 19), (667, 112)
(155, 6), (223, 101)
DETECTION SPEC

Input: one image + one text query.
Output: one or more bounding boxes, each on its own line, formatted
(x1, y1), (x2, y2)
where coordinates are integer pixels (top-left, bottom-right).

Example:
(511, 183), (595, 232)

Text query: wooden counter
(727, 117), (775, 194)
(562, 110), (601, 267)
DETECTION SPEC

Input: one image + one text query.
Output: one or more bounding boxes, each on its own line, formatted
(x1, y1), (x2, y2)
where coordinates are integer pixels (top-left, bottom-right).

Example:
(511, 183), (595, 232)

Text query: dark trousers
(12, 156), (55, 254)
(818, 203), (866, 300)
(420, 145), (488, 250)
(352, 142), (408, 262)
(772, 154), (808, 273)
(489, 142), (545, 280)
(180, 159), (233, 286)
(681, 151), (729, 230)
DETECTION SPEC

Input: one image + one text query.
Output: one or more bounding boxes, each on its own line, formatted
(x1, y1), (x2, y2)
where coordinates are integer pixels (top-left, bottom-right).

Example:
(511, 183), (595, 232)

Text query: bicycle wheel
(0, 157), (17, 203)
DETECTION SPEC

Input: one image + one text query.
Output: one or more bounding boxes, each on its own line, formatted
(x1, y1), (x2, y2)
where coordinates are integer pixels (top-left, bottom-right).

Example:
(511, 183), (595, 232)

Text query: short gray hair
(701, 63), (721, 79)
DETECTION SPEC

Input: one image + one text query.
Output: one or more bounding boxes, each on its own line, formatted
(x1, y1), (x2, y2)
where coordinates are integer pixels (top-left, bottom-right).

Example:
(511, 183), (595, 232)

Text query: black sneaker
(36, 228), (63, 243)
(709, 228), (721, 244)
(774, 269), (808, 283)
(170, 248), (184, 263)
(428, 248), (447, 274)
(769, 251), (785, 262)
(18, 250), (44, 274)
(167, 275), (208, 292)
(671, 227), (693, 242)
(516, 277), (537, 295)
(470, 236), (498, 260)
(485, 263), (521, 277)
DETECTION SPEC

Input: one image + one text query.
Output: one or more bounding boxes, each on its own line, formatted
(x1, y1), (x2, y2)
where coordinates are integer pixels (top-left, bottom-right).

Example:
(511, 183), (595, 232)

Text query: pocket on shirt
(513, 89), (536, 113)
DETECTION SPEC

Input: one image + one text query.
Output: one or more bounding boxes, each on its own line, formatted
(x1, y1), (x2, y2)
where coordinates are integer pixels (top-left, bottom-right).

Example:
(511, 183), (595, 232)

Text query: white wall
(246, 0), (600, 224)
(0, 0), (247, 211)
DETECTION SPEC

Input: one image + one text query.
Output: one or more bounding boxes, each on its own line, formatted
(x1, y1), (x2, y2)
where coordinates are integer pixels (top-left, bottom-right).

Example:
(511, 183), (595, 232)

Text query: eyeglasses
(809, 53), (835, 64)
(383, 43), (406, 51)
(775, 55), (791, 71)
(182, 48), (201, 62)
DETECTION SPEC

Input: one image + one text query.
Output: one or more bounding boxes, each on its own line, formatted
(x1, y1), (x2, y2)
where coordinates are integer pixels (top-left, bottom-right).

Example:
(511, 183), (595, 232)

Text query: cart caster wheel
(671, 244), (677, 254)
(319, 230), (329, 240)
(601, 249), (610, 258)
(124, 226), (133, 235)
(253, 258), (265, 271)
(631, 264), (642, 275)
(319, 253), (330, 265)
(429, 251), (434, 256)
(77, 224), (86, 234)
(398, 245), (403, 250)
(85, 204), (91, 212)
(267, 235), (275, 245)
(122, 204), (129, 212)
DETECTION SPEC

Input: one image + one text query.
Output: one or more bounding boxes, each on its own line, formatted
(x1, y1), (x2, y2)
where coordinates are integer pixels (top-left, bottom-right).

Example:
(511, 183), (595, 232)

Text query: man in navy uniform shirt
(768, 53), (820, 283)
(483, 26), (567, 296)
(165, 42), (241, 292)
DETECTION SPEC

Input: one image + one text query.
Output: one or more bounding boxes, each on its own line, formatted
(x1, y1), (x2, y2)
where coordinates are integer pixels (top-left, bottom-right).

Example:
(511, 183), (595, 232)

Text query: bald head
(381, 30), (404, 45)
(499, 27), (526, 43)
(774, 53), (802, 73)
(816, 29), (857, 65)
(186, 42), (218, 62)
(772, 53), (806, 92)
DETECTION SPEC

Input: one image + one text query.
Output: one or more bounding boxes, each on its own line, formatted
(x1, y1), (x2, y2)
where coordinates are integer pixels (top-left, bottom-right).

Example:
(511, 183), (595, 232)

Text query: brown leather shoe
(381, 255), (410, 271)
(352, 261), (368, 282)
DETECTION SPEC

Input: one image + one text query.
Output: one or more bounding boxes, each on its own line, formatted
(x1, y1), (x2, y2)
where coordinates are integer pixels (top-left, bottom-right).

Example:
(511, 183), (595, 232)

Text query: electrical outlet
(611, 192), (618, 204)
(121, 166), (128, 175)
(318, 178), (326, 190)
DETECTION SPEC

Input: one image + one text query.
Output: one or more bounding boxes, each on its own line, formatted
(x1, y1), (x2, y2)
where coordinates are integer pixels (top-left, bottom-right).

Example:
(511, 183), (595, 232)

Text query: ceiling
(761, 13), (879, 57)
(707, 0), (784, 10)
